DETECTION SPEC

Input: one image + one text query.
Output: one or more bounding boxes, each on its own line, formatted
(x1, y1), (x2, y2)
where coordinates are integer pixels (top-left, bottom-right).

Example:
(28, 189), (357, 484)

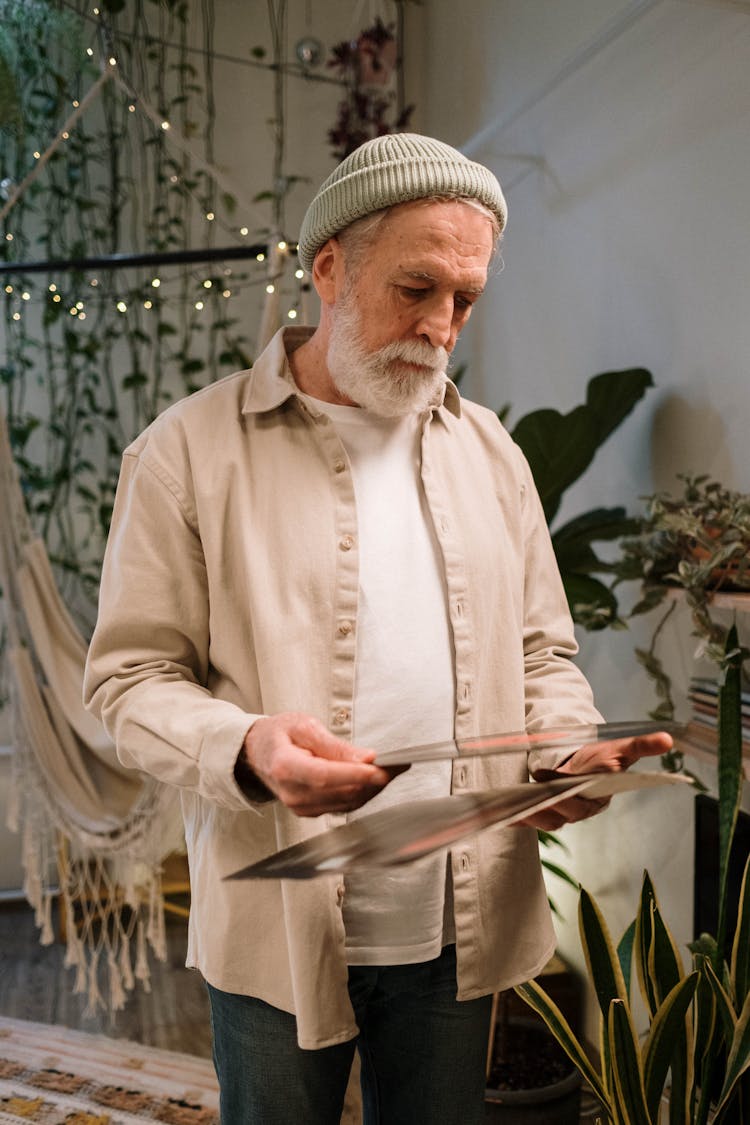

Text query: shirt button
(338, 620), (353, 636)
(339, 534), (355, 551)
(332, 709), (350, 727)
(333, 459), (346, 473)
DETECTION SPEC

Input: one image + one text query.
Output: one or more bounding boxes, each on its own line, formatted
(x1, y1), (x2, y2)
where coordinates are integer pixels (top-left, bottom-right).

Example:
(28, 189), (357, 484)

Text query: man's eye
(401, 287), (428, 298)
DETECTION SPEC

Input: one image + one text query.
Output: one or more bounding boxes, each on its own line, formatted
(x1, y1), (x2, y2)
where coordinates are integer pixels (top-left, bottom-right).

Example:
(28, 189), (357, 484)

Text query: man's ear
(311, 238), (346, 306)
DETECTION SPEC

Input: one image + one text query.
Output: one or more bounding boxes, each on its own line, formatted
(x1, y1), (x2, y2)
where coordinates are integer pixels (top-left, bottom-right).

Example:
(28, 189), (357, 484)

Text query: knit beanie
(297, 132), (507, 273)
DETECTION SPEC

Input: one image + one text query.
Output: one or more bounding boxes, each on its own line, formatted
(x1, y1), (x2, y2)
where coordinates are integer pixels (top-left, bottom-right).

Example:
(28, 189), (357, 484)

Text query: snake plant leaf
(642, 972), (699, 1125)
(717, 627), (744, 966)
(704, 956), (738, 1048)
(649, 895), (685, 1006)
(691, 955), (718, 1096)
(618, 919), (636, 996)
(510, 367), (653, 525)
(580, 888), (630, 1019)
(730, 854), (750, 1008)
(515, 979), (609, 1108)
(635, 875), (659, 1018)
(608, 999), (653, 1125)
(714, 988), (750, 1116)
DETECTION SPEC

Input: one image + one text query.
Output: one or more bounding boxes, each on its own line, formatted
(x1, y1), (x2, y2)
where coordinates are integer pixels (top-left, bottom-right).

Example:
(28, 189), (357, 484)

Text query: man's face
(325, 200), (494, 416)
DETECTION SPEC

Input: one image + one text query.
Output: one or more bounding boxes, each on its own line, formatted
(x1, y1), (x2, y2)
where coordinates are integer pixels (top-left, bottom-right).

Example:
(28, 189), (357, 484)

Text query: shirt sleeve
(514, 449), (604, 774)
(83, 444), (269, 812)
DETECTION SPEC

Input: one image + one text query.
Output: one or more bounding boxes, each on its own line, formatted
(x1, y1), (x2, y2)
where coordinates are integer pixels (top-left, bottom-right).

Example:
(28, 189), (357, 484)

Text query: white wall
(420, 0), (750, 1040)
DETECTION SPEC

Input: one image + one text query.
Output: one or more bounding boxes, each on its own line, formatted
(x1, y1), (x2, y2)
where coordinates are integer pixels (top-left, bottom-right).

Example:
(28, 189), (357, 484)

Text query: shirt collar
(240, 325), (462, 420)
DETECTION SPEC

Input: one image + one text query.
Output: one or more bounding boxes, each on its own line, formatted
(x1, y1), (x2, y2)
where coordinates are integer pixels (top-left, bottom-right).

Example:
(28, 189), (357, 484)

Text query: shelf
(663, 587), (750, 611)
(675, 721), (750, 779)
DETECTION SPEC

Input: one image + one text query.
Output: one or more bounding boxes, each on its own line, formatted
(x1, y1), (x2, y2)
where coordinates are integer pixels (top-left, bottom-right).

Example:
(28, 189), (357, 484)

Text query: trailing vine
(0, 0), (254, 641)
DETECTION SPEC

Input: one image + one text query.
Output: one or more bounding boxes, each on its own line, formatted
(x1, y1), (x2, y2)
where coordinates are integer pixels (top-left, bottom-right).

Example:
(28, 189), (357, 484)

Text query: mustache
(375, 339), (450, 373)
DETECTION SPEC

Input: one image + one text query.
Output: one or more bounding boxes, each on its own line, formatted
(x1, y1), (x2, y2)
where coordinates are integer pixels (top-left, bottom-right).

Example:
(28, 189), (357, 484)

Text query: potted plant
(514, 629), (750, 1123)
(614, 474), (750, 771)
(481, 366), (655, 1119)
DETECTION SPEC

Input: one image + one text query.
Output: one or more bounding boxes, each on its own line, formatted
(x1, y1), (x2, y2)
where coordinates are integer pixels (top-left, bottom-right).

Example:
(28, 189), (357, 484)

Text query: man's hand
(237, 712), (400, 817)
(522, 729), (674, 831)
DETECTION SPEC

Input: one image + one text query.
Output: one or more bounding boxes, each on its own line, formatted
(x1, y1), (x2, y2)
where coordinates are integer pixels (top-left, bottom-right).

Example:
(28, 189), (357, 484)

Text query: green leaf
(715, 989), (750, 1115)
(608, 999), (653, 1124)
(580, 889), (629, 1020)
(515, 979), (609, 1108)
(717, 626), (744, 965)
(511, 368), (653, 524)
(561, 572), (620, 631)
(618, 919), (636, 996)
(642, 972), (699, 1123)
(731, 855), (750, 1008)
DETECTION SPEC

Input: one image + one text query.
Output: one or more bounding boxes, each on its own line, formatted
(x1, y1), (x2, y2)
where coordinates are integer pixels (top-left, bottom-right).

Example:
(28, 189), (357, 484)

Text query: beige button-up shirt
(84, 326), (601, 1049)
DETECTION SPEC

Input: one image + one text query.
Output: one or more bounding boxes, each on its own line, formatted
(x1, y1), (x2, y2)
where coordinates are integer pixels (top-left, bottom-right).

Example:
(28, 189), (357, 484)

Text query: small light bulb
(90, 278), (99, 287)
(53, 294), (61, 303)
(4, 284), (12, 294)
(266, 284), (275, 294)
(240, 227), (248, 236)
(78, 311), (86, 321)
(12, 311), (20, 321)
(277, 240), (287, 251)
(144, 300), (152, 309)
(21, 291), (30, 301)
(72, 100), (80, 108)
(116, 301), (127, 313)
(161, 120), (170, 131)
(203, 279), (212, 289)
(86, 47), (94, 57)
(195, 301), (204, 311)
(151, 278), (161, 288)
(205, 211), (215, 221)
(169, 174), (178, 183)
(61, 131), (70, 140)
(256, 252), (265, 262)
(295, 269), (304, 279)
(108, 56), (117, 67)
(287, 309), (297, 319)
(5, 233), (13, 241)
(129, 104), (136, 113)
(48, 283), (57, 292)
(222, 289), (231, 298)
(33, 152), (40, 159)
(76, 301), (84, 310)
(69, 307), (78, 315)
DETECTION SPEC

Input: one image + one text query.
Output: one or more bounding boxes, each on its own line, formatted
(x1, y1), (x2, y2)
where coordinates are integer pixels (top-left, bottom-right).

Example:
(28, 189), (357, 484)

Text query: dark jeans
(207, 944), (493, 1125)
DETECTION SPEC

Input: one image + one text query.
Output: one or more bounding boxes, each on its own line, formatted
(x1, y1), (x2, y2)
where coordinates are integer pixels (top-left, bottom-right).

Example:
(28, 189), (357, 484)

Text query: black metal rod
(0, 243), (298, 276)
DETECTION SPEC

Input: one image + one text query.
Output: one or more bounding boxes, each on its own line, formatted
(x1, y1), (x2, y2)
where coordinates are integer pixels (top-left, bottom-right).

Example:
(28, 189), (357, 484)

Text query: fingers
(242, 712), (395, 817)
(518, 794), (611, 831)
(557, 730), (673, 777)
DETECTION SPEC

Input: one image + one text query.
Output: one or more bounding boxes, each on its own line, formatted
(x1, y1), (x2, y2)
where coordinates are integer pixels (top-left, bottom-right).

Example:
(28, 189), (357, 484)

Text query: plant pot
(484, 1017), (582, 1124)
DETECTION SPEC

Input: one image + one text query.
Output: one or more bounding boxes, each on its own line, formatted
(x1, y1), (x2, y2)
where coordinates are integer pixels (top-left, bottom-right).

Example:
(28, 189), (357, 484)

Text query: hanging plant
(326, 16), (414, 159)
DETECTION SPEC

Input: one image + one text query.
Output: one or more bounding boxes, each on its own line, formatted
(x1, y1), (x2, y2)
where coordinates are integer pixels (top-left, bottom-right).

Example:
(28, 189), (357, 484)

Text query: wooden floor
(0, 895), (213, 1057)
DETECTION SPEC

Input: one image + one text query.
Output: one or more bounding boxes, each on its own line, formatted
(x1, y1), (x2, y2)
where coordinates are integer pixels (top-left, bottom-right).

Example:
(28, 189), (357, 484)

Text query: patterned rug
(0, 1016), (219, 1124)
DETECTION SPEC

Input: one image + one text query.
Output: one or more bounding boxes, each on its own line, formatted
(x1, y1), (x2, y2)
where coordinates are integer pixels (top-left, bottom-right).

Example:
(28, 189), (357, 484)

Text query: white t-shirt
(305, 397), (456, 965)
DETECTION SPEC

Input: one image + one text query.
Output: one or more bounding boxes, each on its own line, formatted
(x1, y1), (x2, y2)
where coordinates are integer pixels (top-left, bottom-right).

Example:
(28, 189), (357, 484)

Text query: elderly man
(84, 133), (670, 1125)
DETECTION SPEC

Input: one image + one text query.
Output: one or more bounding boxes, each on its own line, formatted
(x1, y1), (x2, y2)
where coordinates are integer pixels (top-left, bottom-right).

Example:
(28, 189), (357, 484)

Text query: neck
(288, 324), (358, 406)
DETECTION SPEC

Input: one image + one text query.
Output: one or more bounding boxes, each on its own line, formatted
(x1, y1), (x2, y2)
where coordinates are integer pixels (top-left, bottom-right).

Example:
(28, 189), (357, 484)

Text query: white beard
(326, 289), (450, 418)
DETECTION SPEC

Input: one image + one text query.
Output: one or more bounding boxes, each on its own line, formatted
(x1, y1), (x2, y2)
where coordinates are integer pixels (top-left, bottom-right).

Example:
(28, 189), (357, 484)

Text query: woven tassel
(134, 917), (149, 983)
(107, 950), (126, 1012)
(39, 892), (53, 945)
(119, 932), (134, 992)
(84, 947), (103, 1017)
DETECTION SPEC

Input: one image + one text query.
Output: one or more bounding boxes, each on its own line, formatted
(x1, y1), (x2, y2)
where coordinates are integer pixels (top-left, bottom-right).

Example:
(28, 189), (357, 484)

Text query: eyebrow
(400, 269), (486, 296)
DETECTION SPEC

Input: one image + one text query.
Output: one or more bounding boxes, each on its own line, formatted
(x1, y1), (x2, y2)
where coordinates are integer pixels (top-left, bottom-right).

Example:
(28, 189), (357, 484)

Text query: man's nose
(415, 299), (455, 351)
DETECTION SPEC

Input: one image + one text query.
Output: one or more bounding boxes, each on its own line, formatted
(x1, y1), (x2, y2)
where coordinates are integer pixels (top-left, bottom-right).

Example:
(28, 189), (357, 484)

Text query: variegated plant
(516, 628), (750, 1123)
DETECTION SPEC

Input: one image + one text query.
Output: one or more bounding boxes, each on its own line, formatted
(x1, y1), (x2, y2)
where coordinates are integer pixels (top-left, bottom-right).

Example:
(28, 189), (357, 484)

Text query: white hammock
(0, 406), (184, 1015)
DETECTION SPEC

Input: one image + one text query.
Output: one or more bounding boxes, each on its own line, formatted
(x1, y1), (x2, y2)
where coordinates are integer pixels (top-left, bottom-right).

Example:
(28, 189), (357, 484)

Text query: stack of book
(686, 675), (750, 752)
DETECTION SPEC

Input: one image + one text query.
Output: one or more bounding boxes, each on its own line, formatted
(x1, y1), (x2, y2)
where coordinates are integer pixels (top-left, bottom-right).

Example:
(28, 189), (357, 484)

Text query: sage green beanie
(297, 132), (507, 273)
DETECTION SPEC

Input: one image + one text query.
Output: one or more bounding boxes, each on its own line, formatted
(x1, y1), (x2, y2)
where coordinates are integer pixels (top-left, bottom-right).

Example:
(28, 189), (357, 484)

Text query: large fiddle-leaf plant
(508, 367), (654, 631)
